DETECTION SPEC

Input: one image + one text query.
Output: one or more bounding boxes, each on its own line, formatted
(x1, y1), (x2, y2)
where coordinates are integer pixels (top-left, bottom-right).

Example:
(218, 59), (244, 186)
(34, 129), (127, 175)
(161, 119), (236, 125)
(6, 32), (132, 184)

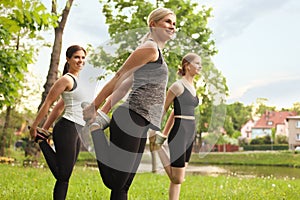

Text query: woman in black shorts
(156, 53), (202, 200)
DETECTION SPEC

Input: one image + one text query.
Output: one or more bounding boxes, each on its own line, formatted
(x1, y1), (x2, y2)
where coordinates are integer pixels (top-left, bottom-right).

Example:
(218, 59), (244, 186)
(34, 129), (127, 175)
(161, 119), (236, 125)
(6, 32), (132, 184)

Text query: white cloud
(228, 75), (300, 108)
(230, 75), (300, 99)
(204, 0), (293, 43)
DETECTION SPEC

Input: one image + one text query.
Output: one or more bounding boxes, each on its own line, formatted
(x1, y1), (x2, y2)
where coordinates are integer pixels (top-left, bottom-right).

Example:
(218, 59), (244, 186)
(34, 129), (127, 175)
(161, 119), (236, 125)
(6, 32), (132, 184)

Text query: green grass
(3, 150), (300, 199)
(190, 151), (300, 167)
(1, 164), (300, 200)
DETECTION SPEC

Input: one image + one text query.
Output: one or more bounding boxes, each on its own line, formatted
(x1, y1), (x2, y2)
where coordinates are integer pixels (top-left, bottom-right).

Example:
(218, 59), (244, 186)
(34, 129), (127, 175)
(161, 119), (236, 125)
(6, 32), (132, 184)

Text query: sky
(32, 0), (300, 110)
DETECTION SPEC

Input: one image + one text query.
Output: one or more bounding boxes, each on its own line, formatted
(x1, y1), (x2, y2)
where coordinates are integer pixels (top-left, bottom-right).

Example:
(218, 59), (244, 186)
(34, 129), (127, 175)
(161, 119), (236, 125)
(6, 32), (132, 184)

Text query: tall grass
(1, 164), (300, 200)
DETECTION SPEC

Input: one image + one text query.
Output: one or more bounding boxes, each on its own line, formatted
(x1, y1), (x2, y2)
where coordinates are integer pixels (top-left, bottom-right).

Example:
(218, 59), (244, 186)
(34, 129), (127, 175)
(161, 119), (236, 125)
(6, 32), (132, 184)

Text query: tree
(290, 102), (300, 115)
(38, 0), (74, 111)
(255, 98), (276, 116)
(0, 0), (56, 156)
(226, 102), (252, 133)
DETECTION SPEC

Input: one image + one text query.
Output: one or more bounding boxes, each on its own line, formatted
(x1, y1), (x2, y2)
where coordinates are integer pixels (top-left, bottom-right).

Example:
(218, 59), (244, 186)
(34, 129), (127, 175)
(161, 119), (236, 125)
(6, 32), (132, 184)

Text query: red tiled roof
(253, 111), (297, 129)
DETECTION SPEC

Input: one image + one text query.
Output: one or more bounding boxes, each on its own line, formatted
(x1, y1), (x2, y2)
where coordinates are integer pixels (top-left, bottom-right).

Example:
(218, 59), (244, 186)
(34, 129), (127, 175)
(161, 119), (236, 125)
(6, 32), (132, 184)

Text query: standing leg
(168, 165), (186, 200)
(52, 118), (81, 200)
(158, 119), (195, 200)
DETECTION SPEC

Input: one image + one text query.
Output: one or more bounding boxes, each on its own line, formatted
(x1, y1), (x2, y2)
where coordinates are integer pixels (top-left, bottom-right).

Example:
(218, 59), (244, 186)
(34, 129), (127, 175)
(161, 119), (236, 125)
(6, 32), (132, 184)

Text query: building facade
(286, 116), (300, 150)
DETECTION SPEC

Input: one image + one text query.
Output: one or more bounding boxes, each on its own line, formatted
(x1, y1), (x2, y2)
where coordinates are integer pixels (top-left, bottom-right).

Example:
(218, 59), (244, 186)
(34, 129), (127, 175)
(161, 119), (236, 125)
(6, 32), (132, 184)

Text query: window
(267, 121), (273, 125)
(296, 121), (300, 128)
(296, 134), (300, 141)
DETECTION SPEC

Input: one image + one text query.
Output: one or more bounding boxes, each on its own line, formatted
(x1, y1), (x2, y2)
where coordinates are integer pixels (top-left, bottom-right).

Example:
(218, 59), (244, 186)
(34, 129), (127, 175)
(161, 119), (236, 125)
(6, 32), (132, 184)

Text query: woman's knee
(170, 175), (185, 184)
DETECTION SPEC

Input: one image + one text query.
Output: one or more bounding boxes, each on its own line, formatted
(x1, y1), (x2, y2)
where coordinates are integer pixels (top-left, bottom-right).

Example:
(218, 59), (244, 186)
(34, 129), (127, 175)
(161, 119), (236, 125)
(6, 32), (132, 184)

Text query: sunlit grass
(191, 151), (300, 167)
(1, 164), (300, 200)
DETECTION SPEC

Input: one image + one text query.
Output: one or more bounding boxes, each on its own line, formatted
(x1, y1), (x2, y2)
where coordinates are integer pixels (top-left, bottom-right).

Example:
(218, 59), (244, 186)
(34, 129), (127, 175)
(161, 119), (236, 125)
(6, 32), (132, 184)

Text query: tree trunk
(38, 0), (74, 111)
(0, 106), (11, 156)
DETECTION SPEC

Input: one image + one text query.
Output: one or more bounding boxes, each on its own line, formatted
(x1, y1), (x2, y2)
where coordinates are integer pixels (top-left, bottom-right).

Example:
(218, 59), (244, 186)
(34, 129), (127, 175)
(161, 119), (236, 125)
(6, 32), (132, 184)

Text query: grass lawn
(2, 150), (300, 199)
(1, 163), (300, 200)
(190, 150), (300, 167)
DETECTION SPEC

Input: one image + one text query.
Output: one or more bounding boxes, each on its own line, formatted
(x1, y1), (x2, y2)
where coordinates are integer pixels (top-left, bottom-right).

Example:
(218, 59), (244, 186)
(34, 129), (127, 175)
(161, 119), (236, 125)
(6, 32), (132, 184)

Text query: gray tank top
(122, 48), (168, 130)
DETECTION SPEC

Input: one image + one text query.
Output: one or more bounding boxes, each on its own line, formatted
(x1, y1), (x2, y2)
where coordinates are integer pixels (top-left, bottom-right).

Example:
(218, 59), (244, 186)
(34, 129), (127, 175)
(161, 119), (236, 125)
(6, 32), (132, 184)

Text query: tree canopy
(0, 0), (56, 109)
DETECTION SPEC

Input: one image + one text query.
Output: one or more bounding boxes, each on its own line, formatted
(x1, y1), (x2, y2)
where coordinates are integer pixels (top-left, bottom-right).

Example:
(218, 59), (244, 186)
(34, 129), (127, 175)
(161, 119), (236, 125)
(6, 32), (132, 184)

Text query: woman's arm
(30, 77), (70, 138)
(94, 43), (158, 108)
(100, 75), (133, 114)
(153, 89), (176, 145)
(84, 41), (158, 122)
(162, 110), (174, 137)
(163, 89), (176, 117)
(42, 98), (65, 130)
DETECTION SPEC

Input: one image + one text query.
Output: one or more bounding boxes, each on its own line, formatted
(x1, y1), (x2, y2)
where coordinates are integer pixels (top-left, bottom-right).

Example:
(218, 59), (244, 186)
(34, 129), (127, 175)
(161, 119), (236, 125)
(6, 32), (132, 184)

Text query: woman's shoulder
(135, 40), (159, 62)
(138, 40), (158, 51)
(172, 79), (184, 87)
(54, 74), (74, 87)
(169, 80), (184, 96)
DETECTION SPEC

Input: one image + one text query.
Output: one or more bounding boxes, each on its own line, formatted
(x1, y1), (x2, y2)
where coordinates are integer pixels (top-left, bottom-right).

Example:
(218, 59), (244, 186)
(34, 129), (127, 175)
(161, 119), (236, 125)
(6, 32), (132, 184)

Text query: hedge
(242, 144), (288, 151)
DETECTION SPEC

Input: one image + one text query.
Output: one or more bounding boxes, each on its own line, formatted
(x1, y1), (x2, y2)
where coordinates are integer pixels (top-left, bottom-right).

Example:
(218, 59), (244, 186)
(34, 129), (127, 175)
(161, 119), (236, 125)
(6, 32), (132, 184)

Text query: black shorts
(168, 118), (195, 168)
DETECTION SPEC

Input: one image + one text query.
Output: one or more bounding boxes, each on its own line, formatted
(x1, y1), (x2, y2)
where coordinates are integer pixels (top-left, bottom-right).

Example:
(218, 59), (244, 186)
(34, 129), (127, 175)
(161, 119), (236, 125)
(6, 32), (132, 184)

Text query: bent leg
(39, 140), (58, 178)
(93, 107), (149, 200)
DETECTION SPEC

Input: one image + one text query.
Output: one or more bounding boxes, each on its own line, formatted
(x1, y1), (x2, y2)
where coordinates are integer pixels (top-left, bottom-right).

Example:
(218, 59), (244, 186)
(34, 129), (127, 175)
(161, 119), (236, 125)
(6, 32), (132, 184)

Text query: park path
(137, 149), (227, 176)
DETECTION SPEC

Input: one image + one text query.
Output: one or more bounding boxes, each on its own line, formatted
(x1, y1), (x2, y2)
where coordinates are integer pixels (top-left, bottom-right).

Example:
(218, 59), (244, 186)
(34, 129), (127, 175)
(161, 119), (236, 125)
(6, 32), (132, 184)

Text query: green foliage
(255, 98), (276, 116)
(276, 135), (288, 144)
(0, 0), (57, 156)
(243, 145), (289, 151)
(0, 109), (36, 150)
(223, 115), (235, 136)
(232, 130), (242, 139)
(250, 135), (272, 145)
(226, 102), (253, 131)
(0, 0), (56, 109)
(249, 134), (288, 146)
(0, 48), (33, 108)
(290, 102), (300, 114)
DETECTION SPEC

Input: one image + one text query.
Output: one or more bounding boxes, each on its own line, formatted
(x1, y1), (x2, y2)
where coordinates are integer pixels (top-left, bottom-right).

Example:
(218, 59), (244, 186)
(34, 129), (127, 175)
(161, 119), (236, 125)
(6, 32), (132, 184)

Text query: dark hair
(177, 53), (199, 76)
(63, 45), (87, 75)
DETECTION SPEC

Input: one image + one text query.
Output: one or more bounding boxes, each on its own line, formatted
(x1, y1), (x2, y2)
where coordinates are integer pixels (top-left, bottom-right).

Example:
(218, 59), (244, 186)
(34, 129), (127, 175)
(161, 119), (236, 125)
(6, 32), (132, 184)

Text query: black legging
(92, 106), (150, 200)
(39, 118), (82, 200)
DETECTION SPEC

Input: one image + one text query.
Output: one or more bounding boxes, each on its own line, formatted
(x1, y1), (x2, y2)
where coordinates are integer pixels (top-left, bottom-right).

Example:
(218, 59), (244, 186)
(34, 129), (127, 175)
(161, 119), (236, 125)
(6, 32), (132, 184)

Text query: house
(251, 111), (296, 139)
(286, 116), (300, 150)
(241, 119), (256, 141)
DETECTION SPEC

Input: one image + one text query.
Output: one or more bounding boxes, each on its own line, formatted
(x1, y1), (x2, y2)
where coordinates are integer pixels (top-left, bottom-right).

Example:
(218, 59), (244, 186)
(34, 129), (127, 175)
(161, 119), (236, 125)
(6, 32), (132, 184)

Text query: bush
(250, 135), (271, 145)
(276, 135), (288, 144)
(243, 144), (288, 151)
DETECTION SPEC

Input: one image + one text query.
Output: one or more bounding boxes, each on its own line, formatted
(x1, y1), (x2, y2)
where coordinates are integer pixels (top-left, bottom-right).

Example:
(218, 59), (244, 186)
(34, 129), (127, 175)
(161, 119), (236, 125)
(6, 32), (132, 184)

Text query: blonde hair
(141, 8), (175, 43)
(178, 53), (200, 76)
(147, 7), (175, 26)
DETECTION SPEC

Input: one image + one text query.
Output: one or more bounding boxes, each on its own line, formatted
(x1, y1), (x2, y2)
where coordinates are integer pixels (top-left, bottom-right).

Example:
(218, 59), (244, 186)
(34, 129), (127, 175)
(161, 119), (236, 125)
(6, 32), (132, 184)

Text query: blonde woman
(83, 8), (176, 200)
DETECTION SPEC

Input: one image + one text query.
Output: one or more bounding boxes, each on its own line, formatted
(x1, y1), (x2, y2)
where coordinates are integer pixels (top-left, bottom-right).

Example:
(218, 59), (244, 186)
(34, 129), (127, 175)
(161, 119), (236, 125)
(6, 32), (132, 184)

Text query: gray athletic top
(122, 48), (168, 130)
